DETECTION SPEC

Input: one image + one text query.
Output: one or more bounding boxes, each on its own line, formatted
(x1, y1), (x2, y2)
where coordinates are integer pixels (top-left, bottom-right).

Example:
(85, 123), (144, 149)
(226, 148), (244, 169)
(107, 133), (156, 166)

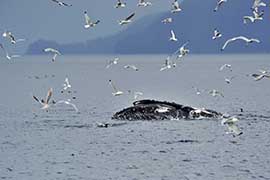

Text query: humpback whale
(112, 99), (222, 120)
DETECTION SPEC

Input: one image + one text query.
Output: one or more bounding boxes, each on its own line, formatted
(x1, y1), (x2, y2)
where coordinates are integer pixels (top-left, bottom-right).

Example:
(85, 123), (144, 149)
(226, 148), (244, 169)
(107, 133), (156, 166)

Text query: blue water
(0, 54), (270, 179)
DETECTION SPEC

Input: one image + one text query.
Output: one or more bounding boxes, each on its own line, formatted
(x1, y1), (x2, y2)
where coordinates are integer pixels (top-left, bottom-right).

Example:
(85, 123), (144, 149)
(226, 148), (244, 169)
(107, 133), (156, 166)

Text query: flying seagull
(219, 64), (232, 71)
(174, 41), (190, 59)
(252, 0), (266, 12)
(51, 0), (72, 6)
(162, 17), (173, 24)
(84, 11), (100, 29)
(221, 116), (243, 137)
(55, 99), (79, 112)
(169, 30), (178, 42)
(209, 89), (224, 97)
(160, 57), (176, 71)
(212, 29), (222, 40)
(33, 88), (55, 110)
(192, 86), (202, 95)
(171, 0), (182, 13)
(124, 65), (139, 71)
(251, 70), (270, 81)
(62, 77), (72, 91)
(106, 57), (119, 69)
(137, 0), (152, 7)
(119, 12), (135, 25)
(243, 10), (264, 24)
(0, 43), (21, 60)
(2, 31), (25, 44)
(214, 0), (227, 12)
(115, 0), (126, 8)
(128, 90), (143, 100)
(44, 48), (61, 62)
(221, 36), (260, 51)
(109, 80), (124, 96)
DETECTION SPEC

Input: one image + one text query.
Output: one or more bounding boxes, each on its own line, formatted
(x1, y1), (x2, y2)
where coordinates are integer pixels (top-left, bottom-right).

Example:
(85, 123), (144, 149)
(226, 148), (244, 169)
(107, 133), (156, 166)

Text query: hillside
(27, 0), (270, 54)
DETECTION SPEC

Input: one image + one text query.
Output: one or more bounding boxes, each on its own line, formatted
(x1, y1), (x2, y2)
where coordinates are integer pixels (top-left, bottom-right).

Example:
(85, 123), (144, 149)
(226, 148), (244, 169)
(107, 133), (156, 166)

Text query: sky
(0, 0), (175, 47)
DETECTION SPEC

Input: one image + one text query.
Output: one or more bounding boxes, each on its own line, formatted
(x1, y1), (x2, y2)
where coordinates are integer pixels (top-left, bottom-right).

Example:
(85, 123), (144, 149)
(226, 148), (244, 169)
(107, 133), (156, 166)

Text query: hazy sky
(0, 0), (175, 46)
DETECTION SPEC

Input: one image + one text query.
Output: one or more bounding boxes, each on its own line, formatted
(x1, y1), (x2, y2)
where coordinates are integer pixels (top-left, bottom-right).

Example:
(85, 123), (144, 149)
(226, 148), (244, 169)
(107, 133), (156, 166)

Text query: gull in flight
(252, 0), (266, 12)
(169, 30), (178, 42)
(221, 116), (243, 137)
(124, 65), (139, 71)
(109, 80), (124, 96)
(251, 70), (270, 81)
(192, 86), (202, 95)
(243, 10), (264, 24)
(2, 31), (25, 44)
(214, 0), (227, 12)
(160, 57), (176, 71)
(51, 0), (72, 7)
(115, 0), (126, 8)
(212, 29), (222, 40)
(219, 64), (232, 71)
(162, 17), (173, 24)
(128, 90), (143, 100)
(84, 11), (100, 29)
(137, 0), (152, 7)
(44, 48), (61, 62)
(106, 57), (119, 69)
(224, 76), (236, 84)
(174, 41), (190, 59)
(119, 13), (135, 25)
(209, 89), (224, 97)
(171, 0), (182, 13)
(55, 99), (79, 112)
(62, 77), (72, 91)
(33, 88), (55, 110)
(221, 36), (260, 51)
(0, 43), (21, 60)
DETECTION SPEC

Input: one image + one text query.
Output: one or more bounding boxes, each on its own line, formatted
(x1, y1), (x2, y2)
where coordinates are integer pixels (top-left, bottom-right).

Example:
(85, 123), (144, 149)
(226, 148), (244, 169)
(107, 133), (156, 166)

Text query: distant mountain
(26, 0), (270, 54)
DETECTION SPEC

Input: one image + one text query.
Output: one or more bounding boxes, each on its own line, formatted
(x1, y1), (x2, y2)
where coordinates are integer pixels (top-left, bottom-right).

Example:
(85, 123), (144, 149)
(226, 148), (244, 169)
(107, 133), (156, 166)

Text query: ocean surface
(0, 54), (270, 180)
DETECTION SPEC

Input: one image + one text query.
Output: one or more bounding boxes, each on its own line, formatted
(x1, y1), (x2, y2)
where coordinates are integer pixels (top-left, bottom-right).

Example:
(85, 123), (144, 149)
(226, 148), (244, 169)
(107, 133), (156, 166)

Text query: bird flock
(0, 0), (269, 136)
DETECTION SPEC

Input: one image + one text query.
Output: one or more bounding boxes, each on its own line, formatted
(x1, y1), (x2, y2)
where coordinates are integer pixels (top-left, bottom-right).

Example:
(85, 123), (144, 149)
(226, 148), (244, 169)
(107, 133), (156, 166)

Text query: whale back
(113, 99), (222, 121)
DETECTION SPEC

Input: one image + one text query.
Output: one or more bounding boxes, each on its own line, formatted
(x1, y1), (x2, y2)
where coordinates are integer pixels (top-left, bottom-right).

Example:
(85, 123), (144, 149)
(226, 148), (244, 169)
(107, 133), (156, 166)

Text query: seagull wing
(125, 13), (135, 21)
(171, 30), (176, 39)
(0, 43), (8, 55)
(109, 80), (118, 92)
(62, 2), (72, 6)
(65, 78), (71, 87)
(56, 100), (78, 112)
(16, 39), (26, 42)
(84, 11), (91, 24)
(250, 38), (260, 43)
(254, 74), (264, 81)
(243, 16), (254, 23)
(217, 91), (224, 97)
(219, 64), (226, 71)
(52, 53), (58, 62)
(131, 65), (138, 70)
(44, 48), (60, 54)
(45, 88), (53, 104)
(160, 66), (168, 71)
(221, 37), (240, 50)
(33, 95), (42, 105)
(234, 36), (250, 42)
(227, 123), (242, 136)
(8, 34), (16, 43)
(181, 41), (189, 49)
(173, 1), (179, 9)
(10, 55), (21, 58)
